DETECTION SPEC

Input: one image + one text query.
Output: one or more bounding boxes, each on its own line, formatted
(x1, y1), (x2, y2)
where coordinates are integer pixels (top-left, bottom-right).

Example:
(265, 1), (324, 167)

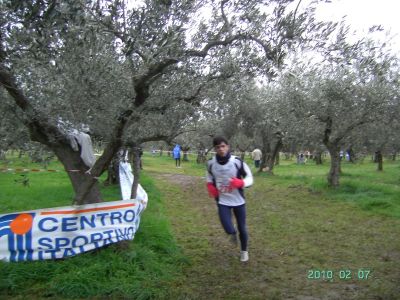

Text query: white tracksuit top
(206, 155), (253, 206)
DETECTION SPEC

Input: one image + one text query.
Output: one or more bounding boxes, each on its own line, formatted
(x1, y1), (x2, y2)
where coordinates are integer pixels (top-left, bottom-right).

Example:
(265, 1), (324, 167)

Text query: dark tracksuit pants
(217, 203), (248, 251)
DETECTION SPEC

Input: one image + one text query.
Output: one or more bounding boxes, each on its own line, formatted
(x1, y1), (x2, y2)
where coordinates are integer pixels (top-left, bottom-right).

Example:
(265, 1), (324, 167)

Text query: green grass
(0, 156), (187, 299)
(141, 152), (207, 177)
(255, 158), (400, 219)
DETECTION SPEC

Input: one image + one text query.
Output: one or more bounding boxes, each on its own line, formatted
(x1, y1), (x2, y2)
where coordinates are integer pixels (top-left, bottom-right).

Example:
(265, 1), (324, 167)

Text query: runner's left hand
(229, 177), (244, 189)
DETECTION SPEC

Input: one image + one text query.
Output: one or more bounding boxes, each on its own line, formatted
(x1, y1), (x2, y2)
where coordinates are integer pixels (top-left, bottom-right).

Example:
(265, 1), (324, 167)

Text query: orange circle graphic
(10, 213), (33, 235)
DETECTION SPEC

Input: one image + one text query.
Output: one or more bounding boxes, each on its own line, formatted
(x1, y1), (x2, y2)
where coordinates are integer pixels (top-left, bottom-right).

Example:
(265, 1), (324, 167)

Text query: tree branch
(220, 0), (232, 36)
(333, 114), (370, 145)
(323, 116), (332, 146)
(133, 58), (179, 107)
(186, 34), (247, 58)
(245, 35), (278, 61)
(0, 65), (68, 146)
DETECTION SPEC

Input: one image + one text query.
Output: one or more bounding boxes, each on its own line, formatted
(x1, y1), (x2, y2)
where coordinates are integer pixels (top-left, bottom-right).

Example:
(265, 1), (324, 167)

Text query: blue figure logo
(0, 213), (35, 262)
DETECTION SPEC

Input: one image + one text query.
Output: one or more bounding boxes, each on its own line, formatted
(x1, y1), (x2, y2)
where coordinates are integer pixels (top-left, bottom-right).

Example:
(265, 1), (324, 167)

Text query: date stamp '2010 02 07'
(307, 269), (371, 281)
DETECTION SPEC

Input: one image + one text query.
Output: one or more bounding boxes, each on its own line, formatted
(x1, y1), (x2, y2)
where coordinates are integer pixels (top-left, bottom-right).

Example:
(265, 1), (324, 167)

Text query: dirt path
(151, 172), (400, 300)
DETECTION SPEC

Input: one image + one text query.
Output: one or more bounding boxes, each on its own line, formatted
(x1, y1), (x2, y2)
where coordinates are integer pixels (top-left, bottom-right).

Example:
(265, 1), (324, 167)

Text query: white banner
(119, 162), (148, 208)
(0, 199), (146, 262)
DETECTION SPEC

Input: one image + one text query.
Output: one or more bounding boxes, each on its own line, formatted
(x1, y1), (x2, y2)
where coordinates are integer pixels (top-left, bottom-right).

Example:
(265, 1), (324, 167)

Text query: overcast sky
(309, 0), (400, 54)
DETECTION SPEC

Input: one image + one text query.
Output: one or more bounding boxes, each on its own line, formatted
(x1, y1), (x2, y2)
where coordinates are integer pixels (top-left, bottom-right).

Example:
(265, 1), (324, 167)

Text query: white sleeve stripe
(242, 162), (253, 187)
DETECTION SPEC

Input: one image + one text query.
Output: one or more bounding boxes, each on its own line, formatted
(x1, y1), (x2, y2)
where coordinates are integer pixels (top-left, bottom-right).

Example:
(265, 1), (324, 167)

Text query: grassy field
(1, 152), (399, 299)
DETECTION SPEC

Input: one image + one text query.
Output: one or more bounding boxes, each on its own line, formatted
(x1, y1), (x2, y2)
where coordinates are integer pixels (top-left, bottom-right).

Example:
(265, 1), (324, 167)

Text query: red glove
(229, 177), (244, 189)
(207, 182), (219, 197)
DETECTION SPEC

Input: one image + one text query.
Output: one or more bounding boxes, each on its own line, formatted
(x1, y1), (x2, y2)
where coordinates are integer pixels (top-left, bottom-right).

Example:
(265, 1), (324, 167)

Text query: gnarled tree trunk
(375, 150), (383, 171)
(196, 150), (206, 164)
(260, 141), (271, 173)
(314, 151), (323, 165)
(54, 146), (101, 204)
(347, 147), (355, 163)
(182, 146), (190, 161)
(266, 135), (283, 172)
(326, 145), (341, 187)
(130, 147), (142, 199)
(260, 132), (283, 174)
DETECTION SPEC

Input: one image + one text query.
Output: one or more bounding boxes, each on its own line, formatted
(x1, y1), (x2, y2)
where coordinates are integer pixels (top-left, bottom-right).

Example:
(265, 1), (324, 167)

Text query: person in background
(297, 152), (305, 164)
(173, 144), (181, 168)
(251, 148), (262, 169)
(206, 136), (253, 262)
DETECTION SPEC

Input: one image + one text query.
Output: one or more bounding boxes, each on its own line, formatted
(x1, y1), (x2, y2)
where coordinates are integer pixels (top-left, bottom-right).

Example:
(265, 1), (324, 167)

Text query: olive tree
(1, 0), (323, 203)
(283, 27), (399, 187)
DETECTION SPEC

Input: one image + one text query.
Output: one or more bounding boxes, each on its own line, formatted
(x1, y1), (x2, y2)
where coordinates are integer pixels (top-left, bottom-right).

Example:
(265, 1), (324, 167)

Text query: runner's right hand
(206, 183), (219, 197)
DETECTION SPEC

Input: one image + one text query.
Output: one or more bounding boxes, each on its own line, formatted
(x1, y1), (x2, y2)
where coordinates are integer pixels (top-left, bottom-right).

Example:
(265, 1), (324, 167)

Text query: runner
(206, 136), (253, 262)
(173, 144), (181, 168)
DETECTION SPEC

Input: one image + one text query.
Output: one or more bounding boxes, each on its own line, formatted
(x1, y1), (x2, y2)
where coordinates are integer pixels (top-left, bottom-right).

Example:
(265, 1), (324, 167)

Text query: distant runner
(206, 136), (253, 262)
(173, 144), (181, 168)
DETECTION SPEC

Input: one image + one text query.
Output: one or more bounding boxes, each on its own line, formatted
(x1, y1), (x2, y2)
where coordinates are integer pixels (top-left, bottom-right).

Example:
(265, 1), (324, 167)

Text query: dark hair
(213, 136), (229, 146)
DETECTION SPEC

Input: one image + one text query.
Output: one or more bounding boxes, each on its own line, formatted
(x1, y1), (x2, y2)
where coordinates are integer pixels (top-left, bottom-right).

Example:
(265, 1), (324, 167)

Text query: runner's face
(215, 142), (229, 157)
